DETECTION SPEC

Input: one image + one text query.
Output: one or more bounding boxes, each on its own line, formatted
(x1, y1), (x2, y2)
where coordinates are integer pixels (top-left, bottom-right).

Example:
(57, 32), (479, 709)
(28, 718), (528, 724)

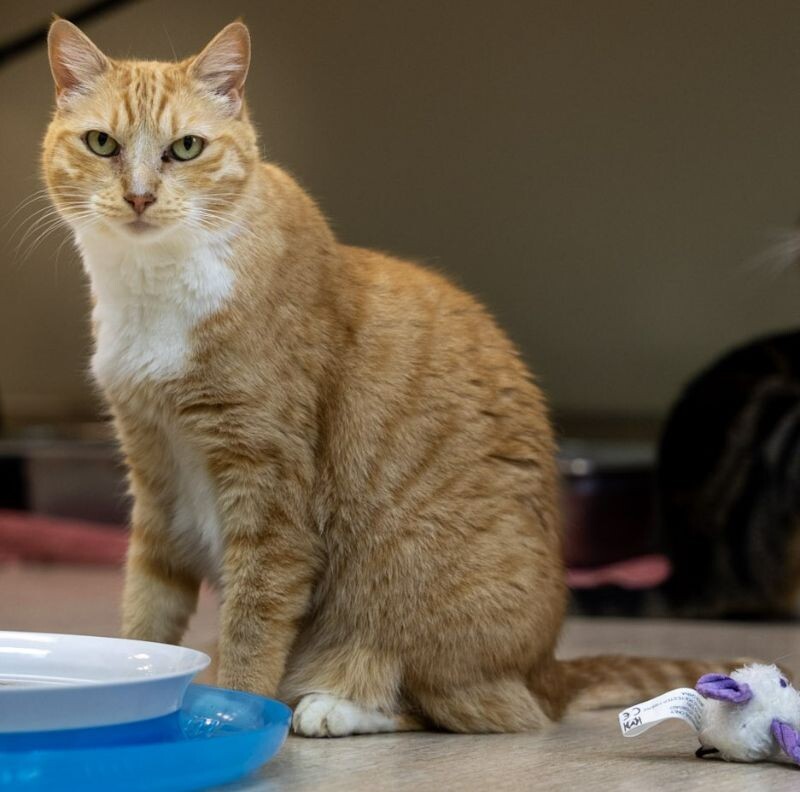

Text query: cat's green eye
(169, 135), (205, 161)
(85, 130), (120, 157)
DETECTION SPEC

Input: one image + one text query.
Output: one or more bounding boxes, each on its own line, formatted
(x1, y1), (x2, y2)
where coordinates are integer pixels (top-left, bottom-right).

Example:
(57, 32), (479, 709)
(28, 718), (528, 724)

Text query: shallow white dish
(0, 631), (210, 732)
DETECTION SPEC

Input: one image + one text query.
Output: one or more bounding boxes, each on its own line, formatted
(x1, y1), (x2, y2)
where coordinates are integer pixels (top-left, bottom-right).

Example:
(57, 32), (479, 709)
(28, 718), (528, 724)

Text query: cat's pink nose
(124, 192), (156, 215)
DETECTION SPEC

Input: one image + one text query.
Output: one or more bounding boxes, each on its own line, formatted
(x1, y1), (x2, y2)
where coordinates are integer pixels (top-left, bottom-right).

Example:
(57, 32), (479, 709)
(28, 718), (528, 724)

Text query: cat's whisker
(51, 216), (101, 277)
(54, 231), (79, 266)
(15, 209), (97, 262)
(10, 201), (84, 232)
(6, 189), (93, 232)
(188, 209), (274, 244)
(1, 189), (58, 230)
(12, 210), (68, 249)
(185, 216), (275, 249)
(747, 228), (800, 281)
(12, 205), (89, 251)
(12, 194), (89, 223)
(11, 200), (78, 227)
(17, 218), (71, 259)
(771, 651), (800, 667)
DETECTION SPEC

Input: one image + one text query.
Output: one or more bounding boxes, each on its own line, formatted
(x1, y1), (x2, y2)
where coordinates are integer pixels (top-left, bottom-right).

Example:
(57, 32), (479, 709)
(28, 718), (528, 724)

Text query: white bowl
(0, 631), (210, 732)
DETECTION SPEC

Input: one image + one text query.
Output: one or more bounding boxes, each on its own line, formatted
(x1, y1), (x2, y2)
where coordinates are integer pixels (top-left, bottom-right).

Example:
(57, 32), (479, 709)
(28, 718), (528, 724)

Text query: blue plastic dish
(0, 685), (291, 791)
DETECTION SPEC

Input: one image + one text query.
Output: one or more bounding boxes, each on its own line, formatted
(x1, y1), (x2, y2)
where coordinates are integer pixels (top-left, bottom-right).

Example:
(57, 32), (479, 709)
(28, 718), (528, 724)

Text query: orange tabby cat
(43, 19), (735, 736)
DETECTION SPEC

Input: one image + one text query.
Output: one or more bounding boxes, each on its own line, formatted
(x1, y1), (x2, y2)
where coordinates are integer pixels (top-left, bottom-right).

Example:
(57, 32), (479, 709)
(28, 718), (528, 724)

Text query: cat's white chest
(78, 233), (235, 388)
(165, 425), (224, 581)
(76, 232), (234, 580)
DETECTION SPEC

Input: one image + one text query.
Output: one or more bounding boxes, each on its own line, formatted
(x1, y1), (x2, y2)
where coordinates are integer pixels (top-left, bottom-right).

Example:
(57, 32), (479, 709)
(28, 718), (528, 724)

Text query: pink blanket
(0, 510), (127, 565)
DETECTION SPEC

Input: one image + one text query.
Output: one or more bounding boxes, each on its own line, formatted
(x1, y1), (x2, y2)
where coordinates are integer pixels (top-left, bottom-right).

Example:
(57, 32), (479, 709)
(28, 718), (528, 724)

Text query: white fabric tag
(619, 687), (705, 737)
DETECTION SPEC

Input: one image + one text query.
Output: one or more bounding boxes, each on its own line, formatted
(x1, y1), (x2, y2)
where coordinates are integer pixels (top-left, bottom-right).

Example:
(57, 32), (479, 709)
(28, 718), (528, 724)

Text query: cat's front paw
(292, 693), (399, 737)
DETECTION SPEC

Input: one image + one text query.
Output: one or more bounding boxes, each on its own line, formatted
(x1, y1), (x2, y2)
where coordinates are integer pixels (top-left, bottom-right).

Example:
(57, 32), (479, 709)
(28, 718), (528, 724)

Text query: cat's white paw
(292, 693), (399, 737)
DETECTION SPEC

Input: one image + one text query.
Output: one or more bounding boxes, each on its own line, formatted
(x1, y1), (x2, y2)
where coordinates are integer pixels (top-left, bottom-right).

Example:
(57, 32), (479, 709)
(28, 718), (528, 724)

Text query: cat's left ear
(191, 22), (251, 116)
(47, 19), (109, 108)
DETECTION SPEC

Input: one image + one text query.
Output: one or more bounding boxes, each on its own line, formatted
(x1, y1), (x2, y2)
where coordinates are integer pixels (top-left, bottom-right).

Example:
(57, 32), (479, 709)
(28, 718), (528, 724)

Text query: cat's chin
(111, 219), (174, 244)
(122, 219), (163, 237)
(127, 219), (157, 234)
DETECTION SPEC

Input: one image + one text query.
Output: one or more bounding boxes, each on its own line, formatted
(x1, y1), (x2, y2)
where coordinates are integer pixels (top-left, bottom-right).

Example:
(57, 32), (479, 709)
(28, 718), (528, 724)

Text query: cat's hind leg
(410, 675), (552, 733)
(279, 642), (423, 737)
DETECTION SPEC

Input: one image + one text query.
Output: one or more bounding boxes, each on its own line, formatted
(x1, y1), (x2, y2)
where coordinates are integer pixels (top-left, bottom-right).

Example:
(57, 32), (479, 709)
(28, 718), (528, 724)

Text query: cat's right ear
(47, 19), (109, 107)
(190, 22), (251, 116)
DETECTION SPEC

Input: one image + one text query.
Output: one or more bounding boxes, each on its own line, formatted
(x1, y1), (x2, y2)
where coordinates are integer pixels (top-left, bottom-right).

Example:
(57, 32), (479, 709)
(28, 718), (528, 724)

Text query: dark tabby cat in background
(658, 330), (800, 618)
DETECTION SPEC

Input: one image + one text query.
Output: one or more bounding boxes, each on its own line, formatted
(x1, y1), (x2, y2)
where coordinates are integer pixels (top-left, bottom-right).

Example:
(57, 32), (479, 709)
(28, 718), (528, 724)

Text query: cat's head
(42, 19), (258, 246)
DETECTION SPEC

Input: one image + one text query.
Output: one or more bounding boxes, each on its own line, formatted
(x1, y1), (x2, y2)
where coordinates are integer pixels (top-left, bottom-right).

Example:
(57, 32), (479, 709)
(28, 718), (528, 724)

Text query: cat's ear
(47, 19), (109, 107)
(190, 22), (251, 116)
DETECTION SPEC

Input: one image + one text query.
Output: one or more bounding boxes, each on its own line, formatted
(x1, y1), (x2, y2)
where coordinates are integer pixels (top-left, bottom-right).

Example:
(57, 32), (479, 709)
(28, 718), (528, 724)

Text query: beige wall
(2, 1), (800, 427)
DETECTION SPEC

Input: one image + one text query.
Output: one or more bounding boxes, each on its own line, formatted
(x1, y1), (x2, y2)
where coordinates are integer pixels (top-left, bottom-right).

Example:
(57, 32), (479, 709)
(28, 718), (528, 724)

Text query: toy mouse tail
(553, 655), (750, 713)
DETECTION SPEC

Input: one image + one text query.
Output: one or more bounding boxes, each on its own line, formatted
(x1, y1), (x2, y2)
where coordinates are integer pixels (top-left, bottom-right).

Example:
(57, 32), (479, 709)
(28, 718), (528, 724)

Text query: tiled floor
(1, 564), (799, 790)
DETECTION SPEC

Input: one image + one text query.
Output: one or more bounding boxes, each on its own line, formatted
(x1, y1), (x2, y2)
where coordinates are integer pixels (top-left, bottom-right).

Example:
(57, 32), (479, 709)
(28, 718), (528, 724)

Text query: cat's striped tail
(556, 655), (750, 713)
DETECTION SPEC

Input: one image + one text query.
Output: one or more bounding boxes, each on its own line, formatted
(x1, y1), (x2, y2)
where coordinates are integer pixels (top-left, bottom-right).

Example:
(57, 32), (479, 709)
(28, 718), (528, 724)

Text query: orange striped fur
(43, 19), (746, 736)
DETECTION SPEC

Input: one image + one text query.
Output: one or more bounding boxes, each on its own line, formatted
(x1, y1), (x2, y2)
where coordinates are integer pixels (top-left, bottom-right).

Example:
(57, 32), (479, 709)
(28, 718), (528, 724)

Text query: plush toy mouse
(696, 664), (800, 764)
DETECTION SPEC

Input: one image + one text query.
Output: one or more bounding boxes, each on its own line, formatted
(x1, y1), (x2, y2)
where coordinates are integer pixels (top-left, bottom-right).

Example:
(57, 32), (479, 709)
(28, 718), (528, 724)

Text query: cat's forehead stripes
(110, 61), (188, 134)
